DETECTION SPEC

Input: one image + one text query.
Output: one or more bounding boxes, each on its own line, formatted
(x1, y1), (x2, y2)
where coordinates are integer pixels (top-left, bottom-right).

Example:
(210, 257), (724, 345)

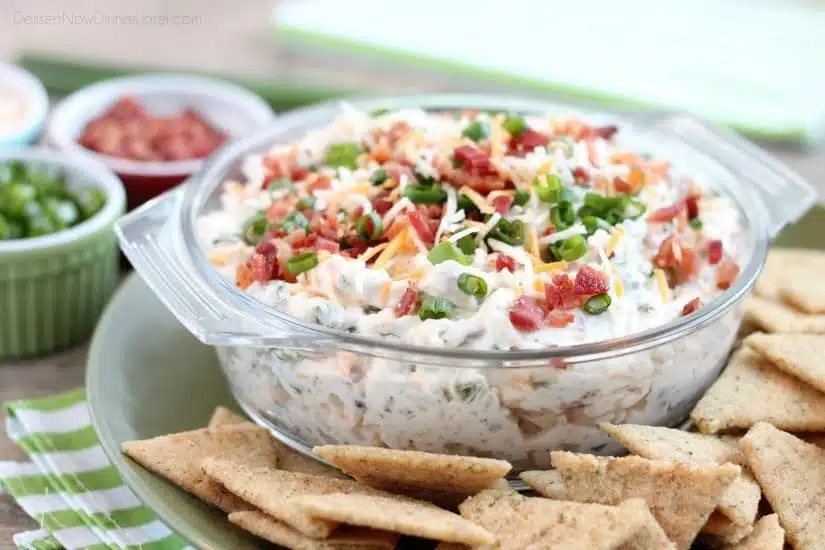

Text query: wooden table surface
(2, 1), (825, 545)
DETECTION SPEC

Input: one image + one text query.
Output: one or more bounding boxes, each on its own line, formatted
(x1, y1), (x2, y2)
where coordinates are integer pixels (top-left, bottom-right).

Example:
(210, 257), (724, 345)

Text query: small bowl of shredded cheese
(0, 63), (48, 147)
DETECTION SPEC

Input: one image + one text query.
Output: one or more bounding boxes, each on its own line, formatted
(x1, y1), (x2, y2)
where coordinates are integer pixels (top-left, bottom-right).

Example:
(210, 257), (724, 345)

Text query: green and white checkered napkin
(0, 389), (190, 550)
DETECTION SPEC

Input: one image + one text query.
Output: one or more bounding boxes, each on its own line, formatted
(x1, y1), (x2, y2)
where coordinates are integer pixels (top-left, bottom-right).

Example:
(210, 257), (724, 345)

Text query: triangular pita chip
(600, 423), (760, 527)
(207, 406), (248, 428)
(744, 296), (825, 334)
(746, 332), (825, 393)
(522, 452), (740, 550)
(799, 432), (825, 449)
(740, 422), (825, 550)
(782, 279), (825, 314)
(228, 511), (398, 549)
(753, 249), (825, 302)
(295, 493), (495, 546)
(201, 458), (402, 538)
(725, 514), (784, 550)
(691, 348), (825, 433)
(700, 512), (753, 546)
(313, 445), (511, 504)
(458, 489), (672, 550)
(121, 424), (277, 512)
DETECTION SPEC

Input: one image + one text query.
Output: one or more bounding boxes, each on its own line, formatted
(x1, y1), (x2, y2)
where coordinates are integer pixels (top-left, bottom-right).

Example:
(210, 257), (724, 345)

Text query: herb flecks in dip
(200, 107), (742, 350)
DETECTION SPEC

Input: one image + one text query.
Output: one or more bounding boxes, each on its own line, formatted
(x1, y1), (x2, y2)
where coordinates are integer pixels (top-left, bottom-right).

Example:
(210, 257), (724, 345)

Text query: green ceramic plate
(87, 207), (825, 549)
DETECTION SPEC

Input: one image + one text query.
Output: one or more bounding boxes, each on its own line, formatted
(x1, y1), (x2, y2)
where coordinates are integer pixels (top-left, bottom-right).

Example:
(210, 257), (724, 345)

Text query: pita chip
(522, 452), (740, 550)
(313, 445), (510, 503)
(458, 489), (672, 550)
(746, 332), (825, 393)
(724, 514), (784, 550)
(744, 296), (825, 334)
(600, 423), (759, 528)
(207, 406), (248, 428)
(740, 422), (825, 550)
(295, 493), (495, 546)
(228, 511), (398, 549)
(121, 424), (277, 512)
(201, 458), (403, 539)
(691, 348), (825, 434)
(754, 248), (825, 302)
(700, 512), (754, 546)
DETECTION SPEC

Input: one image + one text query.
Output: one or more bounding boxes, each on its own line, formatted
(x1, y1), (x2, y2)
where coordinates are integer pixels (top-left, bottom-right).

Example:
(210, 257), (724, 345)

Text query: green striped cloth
(0, 389), (190, 550)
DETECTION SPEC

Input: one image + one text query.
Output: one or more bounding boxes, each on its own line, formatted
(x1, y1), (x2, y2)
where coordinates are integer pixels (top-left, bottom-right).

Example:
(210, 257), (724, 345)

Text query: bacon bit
(250, 253), (279, 283)
(371, 197), (394, 216)
(339, 238), (369, 259)
(716, 259), (740, 290)
(573, 265), (609, 296)
(394, 284), (419, 317)
(508, 296), (546, 332)
(313, 236), (340, 253)
(648, 201), (685, 223)
(681, 297), (702, 316)
(453, 145), (496, 177)
(707, 240), (723, 265)
(653, 235), (696, 286)
(306, 173), (331, 191)
(496, 254), (517, 273)
(546, 273), (580, 310)
(615, 166), (645, 194)
(291, 166), (310, 182)
(572, 167), (590, 185)
(508, 129), (549, 156)
(541, 224), (557, 237)
(255, 239), (276, 256)
(546, 310), (575, 328)
(265, 196), (296, 222)
(492, 194), (514, 214)
(685, 194), (700, 220)
(407, 210), (436, 244)
(591, 125), (618, 140)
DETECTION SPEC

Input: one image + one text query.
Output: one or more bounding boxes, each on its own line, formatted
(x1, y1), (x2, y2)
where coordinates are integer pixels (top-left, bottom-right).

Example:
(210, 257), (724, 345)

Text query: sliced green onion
(462, 120), (491, 142)
(623, 199), (646, 219)
(457, 194), (478, 213)
(556, 235), (588, 261)
(278, 211), (309, 233)
(419, 295), (456, 320)
(370, 167), (389, 186)
(512, 189), (530, 207)
(296, 196), (316, 210)
(690, 218), (703, 230)
(370, 108), (390, 117)
(456, 233), (478, 255)
(488, 218), (525, 246)
(242, 212), (269, 245)
(268, 177), (293, 191)
(428, 242), (473, 266)
(550, 201), (576, 229)
(325, 142), (363, 169)
(533, 174), (563, 203)
(503, 115), (527, 136)
(584, 293), (612, 315)
(356, 212), (383, 241)
(457, 273), (488, 298)
(286, 252), (319, 275)
(582, 215), (611, 235)
(404, 183), (447, 204)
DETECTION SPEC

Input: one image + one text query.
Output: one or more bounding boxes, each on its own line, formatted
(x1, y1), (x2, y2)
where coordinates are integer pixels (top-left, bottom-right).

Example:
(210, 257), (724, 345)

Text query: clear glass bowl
(116, 95), (815, 472)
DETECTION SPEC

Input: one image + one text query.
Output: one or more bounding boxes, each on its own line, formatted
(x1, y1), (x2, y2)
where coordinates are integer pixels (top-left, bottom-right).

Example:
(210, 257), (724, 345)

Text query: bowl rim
(0, 63), (49, 141)
(175, 94), (771, 364)
(44, 73), (276, 178)
(0, 147), (126, 254)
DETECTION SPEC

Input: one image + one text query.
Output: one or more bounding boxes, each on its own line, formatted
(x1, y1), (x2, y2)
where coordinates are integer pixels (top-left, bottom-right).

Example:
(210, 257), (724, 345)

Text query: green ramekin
(0, 148), (126, 358)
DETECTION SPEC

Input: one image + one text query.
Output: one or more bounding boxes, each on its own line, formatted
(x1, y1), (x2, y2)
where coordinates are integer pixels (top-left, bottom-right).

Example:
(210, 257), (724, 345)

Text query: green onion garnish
(503, 115), (527, 136)
(278, 211), (309, 233)
(428, 241), (473, 266)
(462, 120), (491, 142)
(419, 295), (456, 320)
(533, 174), (564, 203)
(624, 198), (647, 219)
(370, 108), (390, 117)
(404, 183), (447, 204)
(268, 177), (293, 191)
(456, 233), (478, 255)
(356, 212), (383, 241)
(487, 218), (525, 246)
(550, 201), (576, 229)
(584, 293), (612, 315)
(285, 252), (319, 275)
(512, 189), (530, 207)
(690, 218), (703, 230)
(242, 212), (269, 245)
(370, 167), (389, 186)
(582, 215), (611, 235)
(555, 235), (588, 261)
(325, 142), (363, 169)
(457, 194), (478, 213)
(457, 273), (488, 298)
(296, 196), (316, 210)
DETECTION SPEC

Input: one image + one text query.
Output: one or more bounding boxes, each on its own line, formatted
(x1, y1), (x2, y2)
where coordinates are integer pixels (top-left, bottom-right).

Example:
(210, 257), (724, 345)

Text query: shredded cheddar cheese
(605, 228), (625, 256)
(378, 281), (392, 306)
(654, 269), (671, 302)
(373, 228), (409, 269)
(611, 265), (624, 297)
(526, 227), (541, 258)
(534, 260), (567, 274)
(458, 186), (494, 214)
(359, 242), (389, 263)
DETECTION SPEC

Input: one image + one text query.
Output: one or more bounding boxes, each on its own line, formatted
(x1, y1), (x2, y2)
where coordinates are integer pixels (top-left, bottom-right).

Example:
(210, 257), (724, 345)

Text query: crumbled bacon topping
(495, 254), (517, 273)
(573, 266), (610, 296)
(394, 284), (419, 317)
(716, 259), (740, 290)
(681, 297), (702, 316)
(707, 240), (723, 265)
(508, 129), (549, 156)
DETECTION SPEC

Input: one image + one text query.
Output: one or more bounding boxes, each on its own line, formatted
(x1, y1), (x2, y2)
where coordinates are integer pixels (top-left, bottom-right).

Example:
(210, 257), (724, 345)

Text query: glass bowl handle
(650, 114), (817, 238)
(115, 188), (318, 347)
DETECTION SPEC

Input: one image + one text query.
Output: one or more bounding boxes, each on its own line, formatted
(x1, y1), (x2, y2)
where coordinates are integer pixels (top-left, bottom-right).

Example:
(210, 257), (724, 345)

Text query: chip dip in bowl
(116, 95), (814, 471)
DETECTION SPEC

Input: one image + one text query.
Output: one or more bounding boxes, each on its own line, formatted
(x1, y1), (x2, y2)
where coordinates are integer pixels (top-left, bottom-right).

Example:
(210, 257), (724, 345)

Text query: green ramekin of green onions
(0, 149), (126, 358)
